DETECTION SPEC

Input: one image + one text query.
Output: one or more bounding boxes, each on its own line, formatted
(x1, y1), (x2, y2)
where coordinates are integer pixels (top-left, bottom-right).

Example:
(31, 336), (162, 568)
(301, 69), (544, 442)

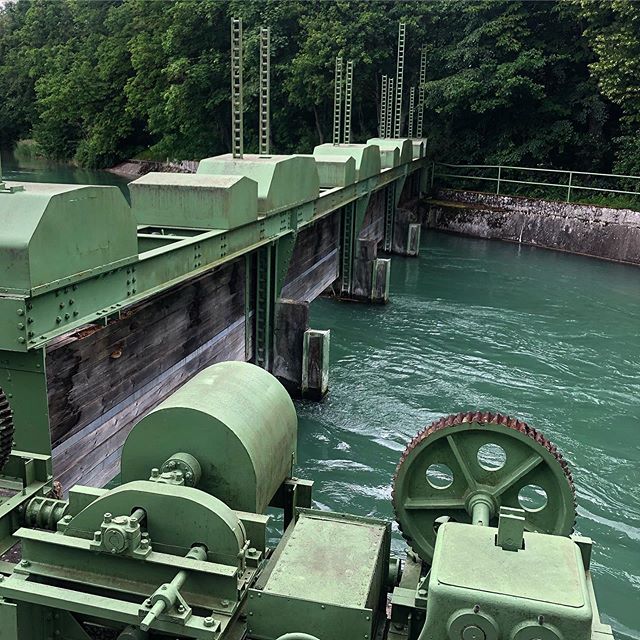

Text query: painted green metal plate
(248, 509), (389, 640)
(197, 154), (319, 215)
(425, 521), (594, 640)
(434, 522), (586, 607)
(313, 143), (382, 181)
(130, 172), (258, 229)
(263, 510), (386, 607)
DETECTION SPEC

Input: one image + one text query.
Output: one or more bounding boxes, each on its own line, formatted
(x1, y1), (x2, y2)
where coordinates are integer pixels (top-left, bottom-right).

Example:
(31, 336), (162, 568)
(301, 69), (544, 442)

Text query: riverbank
(108, 158), (199, 177)
(424, 188), (640, 265)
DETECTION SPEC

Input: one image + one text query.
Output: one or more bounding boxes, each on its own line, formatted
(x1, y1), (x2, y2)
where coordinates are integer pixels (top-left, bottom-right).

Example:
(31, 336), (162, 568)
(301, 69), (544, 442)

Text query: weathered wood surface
(272, 299), (309, 393)
(281, 213), (339, 302)
(360, 189), (386, 242)
(47, 259), (246, 490)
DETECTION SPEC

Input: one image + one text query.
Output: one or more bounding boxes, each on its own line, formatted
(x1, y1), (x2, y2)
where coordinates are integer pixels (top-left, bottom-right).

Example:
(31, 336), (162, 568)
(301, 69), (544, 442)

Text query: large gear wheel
(392, 411), (576, 564)
(0, 387), (14, 472)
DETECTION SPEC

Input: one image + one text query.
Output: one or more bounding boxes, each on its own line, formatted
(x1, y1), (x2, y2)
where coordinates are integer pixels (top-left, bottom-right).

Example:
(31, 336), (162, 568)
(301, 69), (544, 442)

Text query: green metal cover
(129, 173), (258, 229)
(63, 480), (245, 564)
(313, 143), (382, 181)
(197, 154), (319, 215)
(380, 148), (400, 169)
(296, 154), (357, 188)
(412, 140), (425, 160)
(249, 509), (389, 640)
(426, 522), (593, 640)
(120, 361), (297, 513)
(366, 138), (413, 165)
(0, 183), (136, 294)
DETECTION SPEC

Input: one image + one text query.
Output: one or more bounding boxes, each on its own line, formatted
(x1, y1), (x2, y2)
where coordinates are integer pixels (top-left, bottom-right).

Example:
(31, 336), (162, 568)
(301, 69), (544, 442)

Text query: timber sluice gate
(0, 138), (427, 491)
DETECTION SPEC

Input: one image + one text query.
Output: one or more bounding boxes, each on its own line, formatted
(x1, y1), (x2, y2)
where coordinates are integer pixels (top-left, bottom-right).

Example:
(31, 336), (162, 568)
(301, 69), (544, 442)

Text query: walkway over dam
(0, 138), (427, 490)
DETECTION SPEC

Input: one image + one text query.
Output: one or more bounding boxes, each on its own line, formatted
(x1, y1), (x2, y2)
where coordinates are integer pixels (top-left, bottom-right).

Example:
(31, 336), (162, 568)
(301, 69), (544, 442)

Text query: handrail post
(567, 171), (573, 202)
(496, 166), (502, 195)
(430, 161), (435, 191)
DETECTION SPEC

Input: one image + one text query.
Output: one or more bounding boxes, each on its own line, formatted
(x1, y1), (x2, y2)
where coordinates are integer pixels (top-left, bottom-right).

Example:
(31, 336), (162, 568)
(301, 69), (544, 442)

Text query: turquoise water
(0, 152), (130, 194)
(4, 155), (638, 639)
(297, 234), (640, 640)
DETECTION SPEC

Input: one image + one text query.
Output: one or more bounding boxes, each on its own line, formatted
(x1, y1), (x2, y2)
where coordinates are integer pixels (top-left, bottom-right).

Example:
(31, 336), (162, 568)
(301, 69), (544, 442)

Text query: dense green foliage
(0, 0), (636, 171)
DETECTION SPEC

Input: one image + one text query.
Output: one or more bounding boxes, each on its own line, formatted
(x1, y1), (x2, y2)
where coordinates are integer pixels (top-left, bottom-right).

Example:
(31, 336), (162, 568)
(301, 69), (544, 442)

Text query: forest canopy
(0, 0), (638, 172)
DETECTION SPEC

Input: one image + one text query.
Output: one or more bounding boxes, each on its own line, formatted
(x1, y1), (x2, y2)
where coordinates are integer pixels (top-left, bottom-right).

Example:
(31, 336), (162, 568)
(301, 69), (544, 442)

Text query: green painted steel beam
(0, 157), (425, 354)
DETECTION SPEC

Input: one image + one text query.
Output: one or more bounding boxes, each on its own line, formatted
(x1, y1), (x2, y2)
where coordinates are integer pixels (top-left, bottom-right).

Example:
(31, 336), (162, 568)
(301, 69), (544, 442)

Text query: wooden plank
(360, 189), (385, 242)
(272, 299), (309, 392)
(281, 214), (339, 302)
(53, 318), (246, 490)
(46, 259), (245, 448)
(281, 250), (338, 302)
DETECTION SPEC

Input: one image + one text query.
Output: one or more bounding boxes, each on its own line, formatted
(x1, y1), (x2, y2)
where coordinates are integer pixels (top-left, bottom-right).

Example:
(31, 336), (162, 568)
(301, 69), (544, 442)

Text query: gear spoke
(404, 497), (467, 510)
(491, 453), (543, 497)
(446, 434), (478, 491)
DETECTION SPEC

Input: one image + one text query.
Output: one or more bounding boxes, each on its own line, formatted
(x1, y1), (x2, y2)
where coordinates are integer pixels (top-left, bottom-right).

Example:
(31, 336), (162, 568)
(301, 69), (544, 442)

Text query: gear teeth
(392, 410), (577, 560)
(0, 387), (14, 472)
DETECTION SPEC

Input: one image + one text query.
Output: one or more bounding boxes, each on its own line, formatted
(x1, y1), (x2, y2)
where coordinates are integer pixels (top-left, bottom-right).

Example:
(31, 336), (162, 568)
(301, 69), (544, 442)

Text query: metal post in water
(386, 77), (394, 139)
(380, 75), (388, 138)
(259, 26), (271, 156)
(408, 87), (415, 138)
(416, 46), (427, 139)
(393, 22), (406, 138)
(343, 60), (354, 144)
(333, 57), (343, 146)
(231, 18), (244, 158)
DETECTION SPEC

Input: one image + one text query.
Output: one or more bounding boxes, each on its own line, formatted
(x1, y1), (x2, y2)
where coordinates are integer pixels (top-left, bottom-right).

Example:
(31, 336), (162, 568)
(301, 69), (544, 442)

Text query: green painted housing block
(197, 154), (319, 215)
(426, 522), (601, 640)
(367, 138), (414, 166)
(249, 509), (390, 640)
(0, 183), (136, 294)
(412, 140), (426, 159)
(120, 361), (297, 514)
(296, 154), (356, 188)
(129, 172), (258, 229)
(313, 143), (382, 181)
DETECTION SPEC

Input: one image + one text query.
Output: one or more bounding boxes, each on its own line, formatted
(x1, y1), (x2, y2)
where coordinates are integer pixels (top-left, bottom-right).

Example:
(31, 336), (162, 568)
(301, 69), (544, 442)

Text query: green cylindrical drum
(120, 361), (297, 513)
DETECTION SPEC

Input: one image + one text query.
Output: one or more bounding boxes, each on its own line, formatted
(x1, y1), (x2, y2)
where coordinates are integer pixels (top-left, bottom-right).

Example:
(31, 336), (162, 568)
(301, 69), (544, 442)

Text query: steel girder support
(383, 183), (396, 253)
(340, 195), (371, 296)
(252, 233), (296, 370)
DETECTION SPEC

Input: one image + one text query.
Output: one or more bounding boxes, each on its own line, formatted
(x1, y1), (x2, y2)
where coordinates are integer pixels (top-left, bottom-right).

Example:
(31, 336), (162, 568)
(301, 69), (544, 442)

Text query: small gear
(392, 411), (576, 564)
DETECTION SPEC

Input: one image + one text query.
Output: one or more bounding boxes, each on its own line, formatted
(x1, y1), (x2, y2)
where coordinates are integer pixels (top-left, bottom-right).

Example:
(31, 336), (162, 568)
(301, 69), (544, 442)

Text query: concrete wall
(426, 189), (640, 264)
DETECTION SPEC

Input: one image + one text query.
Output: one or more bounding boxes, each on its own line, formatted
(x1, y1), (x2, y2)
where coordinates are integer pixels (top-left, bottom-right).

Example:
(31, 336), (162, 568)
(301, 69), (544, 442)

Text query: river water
(3, 156), (638, 640)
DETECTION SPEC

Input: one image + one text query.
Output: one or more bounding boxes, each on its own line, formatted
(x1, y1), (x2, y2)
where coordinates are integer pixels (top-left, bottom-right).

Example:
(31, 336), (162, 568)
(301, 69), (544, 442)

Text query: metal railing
(431, 162), (640, 205)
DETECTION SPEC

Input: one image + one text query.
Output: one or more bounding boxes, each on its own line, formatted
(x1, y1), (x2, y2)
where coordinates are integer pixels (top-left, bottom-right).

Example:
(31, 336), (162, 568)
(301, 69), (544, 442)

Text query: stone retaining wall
(425, 189), (640, 264)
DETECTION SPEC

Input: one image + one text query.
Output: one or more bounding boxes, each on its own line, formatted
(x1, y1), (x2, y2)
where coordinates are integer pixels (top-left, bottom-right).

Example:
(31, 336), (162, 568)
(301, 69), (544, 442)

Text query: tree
(578, 0), (640, 173)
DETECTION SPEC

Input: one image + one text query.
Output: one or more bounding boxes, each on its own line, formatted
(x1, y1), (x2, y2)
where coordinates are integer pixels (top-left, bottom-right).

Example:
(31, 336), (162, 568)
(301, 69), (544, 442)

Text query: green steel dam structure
(0, 18), (617, 640)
